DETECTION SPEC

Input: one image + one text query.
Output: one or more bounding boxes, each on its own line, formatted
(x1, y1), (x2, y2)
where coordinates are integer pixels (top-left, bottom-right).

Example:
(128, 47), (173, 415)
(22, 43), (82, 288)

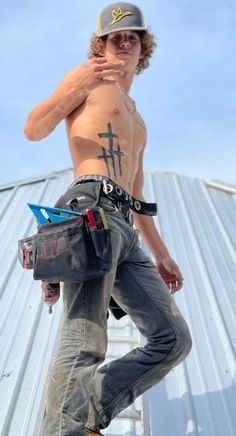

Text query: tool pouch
(18, 216), (112, 283)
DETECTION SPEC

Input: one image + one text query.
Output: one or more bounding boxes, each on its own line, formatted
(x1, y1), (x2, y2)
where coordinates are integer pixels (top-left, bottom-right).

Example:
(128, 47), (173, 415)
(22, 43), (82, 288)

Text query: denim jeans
(41, 181), (192, 435)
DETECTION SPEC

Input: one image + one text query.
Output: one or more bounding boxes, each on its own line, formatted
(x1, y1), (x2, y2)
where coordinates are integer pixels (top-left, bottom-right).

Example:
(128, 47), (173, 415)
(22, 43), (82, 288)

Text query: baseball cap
(97, 2), (147, 37)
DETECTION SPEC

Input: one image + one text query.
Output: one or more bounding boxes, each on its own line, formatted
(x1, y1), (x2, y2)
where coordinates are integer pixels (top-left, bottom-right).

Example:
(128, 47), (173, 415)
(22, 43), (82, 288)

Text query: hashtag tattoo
(97, 123), (124, 177)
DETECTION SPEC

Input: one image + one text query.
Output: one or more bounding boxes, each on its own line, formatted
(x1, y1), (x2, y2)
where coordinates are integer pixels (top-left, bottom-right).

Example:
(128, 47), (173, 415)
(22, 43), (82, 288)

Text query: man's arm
(24, 58), (124, 141)
(24, 87), (84, 141)
(132, 147), (183, 293)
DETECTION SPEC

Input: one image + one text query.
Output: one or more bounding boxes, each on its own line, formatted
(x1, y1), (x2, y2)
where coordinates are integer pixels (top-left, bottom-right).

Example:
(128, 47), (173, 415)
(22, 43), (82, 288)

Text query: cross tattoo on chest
(97, 122), (124, 177)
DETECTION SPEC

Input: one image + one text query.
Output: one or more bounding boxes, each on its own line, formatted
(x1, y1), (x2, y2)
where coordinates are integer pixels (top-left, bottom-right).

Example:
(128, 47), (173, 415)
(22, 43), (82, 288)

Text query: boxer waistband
(70, 175), (157, 216)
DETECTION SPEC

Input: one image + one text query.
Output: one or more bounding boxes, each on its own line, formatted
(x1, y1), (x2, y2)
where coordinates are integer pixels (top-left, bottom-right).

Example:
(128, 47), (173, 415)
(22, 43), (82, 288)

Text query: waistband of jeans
(70, 175), (157, 216)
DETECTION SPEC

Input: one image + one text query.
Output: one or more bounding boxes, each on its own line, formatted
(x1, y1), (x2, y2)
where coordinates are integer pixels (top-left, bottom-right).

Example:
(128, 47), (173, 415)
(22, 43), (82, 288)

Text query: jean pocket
(98, 199), (119, 214)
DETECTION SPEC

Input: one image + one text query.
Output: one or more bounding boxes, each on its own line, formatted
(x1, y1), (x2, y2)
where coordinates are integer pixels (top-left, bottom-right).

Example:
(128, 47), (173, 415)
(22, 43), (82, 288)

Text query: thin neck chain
(116, 82), (136, 115)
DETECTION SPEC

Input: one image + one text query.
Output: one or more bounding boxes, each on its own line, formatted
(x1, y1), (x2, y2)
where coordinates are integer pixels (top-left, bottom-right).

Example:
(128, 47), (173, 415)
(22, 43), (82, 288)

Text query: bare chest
(86, 85), (147, 145)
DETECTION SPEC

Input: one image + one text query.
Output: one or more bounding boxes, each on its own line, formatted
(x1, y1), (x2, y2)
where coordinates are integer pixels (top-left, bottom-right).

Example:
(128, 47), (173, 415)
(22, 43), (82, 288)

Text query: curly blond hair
(88, 29), (157, 75)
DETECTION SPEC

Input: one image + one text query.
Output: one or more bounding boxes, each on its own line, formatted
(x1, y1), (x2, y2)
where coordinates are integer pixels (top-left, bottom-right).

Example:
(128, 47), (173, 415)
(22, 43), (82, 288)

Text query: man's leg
(41, 270), (115, 436)
(41, 181), (138, 435)
(86, 246), (192, 432)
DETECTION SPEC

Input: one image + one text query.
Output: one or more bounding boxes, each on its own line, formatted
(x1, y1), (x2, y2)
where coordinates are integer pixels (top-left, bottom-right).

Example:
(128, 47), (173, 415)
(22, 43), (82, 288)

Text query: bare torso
(66, 82), (147, 194)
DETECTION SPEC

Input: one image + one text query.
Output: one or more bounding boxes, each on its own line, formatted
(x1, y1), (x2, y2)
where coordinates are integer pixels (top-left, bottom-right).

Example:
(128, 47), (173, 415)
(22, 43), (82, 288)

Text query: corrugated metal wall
(143, 172), (236, 436)
(0, 170), (235, 436)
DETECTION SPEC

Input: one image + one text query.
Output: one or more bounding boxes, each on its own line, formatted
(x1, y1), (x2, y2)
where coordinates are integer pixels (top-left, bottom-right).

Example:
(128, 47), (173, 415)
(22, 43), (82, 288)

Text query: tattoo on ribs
(97, 123), (124, 177)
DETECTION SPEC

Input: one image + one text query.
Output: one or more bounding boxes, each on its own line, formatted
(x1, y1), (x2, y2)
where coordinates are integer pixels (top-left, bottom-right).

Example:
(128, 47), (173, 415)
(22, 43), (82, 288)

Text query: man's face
(104, 31), (143, 73)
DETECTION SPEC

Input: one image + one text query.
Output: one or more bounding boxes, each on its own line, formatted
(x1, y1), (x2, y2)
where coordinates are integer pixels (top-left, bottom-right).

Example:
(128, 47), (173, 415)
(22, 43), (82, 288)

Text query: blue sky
(0, 0), (235, 186)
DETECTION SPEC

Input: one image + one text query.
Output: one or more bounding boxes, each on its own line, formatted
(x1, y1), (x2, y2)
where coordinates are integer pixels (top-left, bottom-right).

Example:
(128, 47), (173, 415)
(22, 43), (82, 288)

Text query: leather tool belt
(72, 175), (157, 216)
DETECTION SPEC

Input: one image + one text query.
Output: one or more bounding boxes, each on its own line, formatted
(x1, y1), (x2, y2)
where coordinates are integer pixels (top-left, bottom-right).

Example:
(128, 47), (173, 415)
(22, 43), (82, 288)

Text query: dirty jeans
(41, 181), (192, 435)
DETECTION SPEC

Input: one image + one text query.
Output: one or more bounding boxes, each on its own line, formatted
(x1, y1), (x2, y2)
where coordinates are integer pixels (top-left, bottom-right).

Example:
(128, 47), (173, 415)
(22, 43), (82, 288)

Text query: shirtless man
(24, 3), (192, 435)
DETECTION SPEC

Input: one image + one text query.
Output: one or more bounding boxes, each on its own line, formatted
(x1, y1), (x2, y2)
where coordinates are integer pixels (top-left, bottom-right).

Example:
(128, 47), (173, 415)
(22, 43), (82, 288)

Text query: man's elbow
(23, 122), (47, 141)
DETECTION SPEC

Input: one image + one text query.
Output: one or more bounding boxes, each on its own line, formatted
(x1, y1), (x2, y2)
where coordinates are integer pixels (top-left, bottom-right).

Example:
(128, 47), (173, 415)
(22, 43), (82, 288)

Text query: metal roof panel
(0, 170), (235, 436)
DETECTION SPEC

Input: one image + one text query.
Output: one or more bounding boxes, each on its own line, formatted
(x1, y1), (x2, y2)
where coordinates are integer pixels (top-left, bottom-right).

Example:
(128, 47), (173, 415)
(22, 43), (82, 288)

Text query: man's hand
(156, 256), (184, 294)
(60, 57), (125, 94)
(24, 57), (125, 141)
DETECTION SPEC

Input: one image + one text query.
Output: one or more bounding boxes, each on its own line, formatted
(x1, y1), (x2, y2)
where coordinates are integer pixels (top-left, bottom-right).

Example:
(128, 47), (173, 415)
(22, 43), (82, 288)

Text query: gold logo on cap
(111, 7), (132, 25)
